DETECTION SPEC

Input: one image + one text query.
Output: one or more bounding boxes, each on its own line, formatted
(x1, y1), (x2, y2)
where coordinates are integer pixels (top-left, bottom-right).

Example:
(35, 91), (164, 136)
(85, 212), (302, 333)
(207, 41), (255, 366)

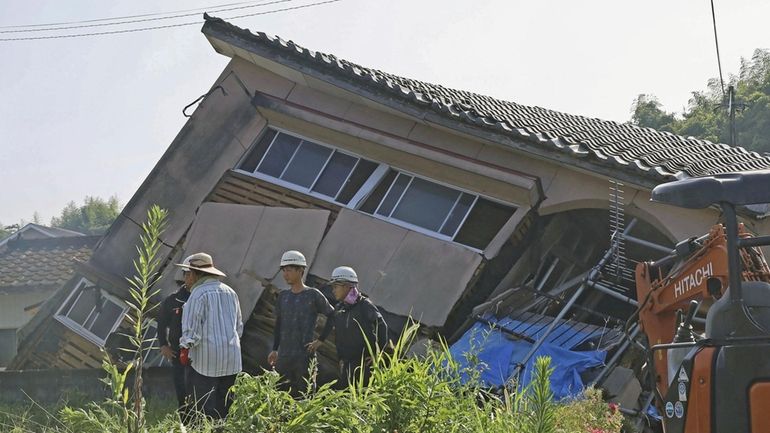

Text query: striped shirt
(180, 277), (243, 377)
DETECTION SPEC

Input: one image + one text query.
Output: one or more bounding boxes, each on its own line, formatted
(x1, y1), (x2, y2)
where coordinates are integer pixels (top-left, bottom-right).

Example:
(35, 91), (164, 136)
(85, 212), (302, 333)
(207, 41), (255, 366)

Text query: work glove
(179, 347), (190, 366)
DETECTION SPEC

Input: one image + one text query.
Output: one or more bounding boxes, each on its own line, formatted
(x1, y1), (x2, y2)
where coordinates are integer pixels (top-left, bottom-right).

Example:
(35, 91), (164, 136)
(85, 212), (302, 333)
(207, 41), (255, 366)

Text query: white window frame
(235, 127), (518, 252)
(55, 277), (128, 347)
(235, 127), (383, 207)
(141, 320), (170, 367)
(371, 172), (480, 240)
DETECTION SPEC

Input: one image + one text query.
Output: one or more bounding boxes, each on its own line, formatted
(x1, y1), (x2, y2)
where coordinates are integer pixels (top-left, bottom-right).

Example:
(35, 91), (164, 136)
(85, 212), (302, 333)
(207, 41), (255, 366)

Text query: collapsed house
(0, 225), (97, 367)
(10, 15), (770, 422)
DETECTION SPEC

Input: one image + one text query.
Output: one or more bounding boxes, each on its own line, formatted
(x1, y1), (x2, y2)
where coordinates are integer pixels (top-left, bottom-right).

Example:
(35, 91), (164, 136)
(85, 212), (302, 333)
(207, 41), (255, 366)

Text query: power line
(710, 0), (726, 97)
(709, 0), (746, 146)
(0, 1), (262, 29)
(0, 0), (341, 42)
(0, 20), (199, 41)
(0, 0), (292, 34)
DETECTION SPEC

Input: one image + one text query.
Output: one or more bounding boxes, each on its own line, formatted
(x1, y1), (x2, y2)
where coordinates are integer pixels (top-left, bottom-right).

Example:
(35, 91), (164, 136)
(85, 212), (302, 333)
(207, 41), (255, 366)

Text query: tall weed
(59, 205), (169, 433)
(223, 321), (616, 433)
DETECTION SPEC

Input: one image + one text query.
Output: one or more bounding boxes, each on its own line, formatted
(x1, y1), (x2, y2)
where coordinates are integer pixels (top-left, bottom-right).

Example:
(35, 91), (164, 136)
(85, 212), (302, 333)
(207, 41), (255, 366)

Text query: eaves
(201, 17), (664, 192)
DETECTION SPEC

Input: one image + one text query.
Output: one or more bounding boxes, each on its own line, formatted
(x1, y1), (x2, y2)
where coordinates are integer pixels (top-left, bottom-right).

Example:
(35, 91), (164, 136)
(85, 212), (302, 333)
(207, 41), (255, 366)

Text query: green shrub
(222, 322), (620, 433)
(554, 387), (624, 433)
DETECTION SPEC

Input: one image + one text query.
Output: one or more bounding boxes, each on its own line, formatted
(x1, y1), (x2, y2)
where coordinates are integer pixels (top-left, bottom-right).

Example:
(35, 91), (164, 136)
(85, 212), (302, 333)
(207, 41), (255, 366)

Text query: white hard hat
(330, 266), (358, 284)
(280, 250), (307, 268)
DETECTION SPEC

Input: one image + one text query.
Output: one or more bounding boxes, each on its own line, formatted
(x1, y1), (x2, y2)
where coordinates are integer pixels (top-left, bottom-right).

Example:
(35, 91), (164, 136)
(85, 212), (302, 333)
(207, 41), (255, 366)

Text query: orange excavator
(634, 171), (770, 433)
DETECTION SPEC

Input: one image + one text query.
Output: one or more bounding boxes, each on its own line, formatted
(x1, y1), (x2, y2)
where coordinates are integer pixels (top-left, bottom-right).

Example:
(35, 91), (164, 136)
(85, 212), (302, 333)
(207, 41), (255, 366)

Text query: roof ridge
(4, 235), (101, 251)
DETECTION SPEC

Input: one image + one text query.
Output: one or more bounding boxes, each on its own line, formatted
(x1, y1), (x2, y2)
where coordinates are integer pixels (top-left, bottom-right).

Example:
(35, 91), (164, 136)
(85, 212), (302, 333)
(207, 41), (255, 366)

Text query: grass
(0, 397), (177, 433)
(0, 354), (623, 433)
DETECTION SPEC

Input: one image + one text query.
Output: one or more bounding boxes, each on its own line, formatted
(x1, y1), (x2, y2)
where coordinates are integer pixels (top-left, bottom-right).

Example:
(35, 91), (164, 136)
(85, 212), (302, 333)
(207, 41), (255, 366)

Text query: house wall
(89, 59), (270, 281)
(228, 57), (538, 208)
(538, 167), (721, 242)
(0, 290), (53, 329)
(84, 55), (748, 317)
(87, 55), (534, 280)
(225, 57), (731, 245)
(0, 289), (54, 365)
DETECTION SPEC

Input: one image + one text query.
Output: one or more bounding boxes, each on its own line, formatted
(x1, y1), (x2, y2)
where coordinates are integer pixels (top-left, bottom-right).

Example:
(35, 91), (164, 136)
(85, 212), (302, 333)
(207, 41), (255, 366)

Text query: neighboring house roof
(0, 223), (85, 249)
(202, 15), (770, 183)
(0, 236), (99, 291)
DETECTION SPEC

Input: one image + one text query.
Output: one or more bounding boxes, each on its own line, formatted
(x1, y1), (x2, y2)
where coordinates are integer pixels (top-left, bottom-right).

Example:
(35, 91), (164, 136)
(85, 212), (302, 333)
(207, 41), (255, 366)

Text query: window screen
(238, 130), (380, 205)
(337, 159), (379, 204)
(239, 129), (277, 173)
(281, 141), (333, 187)
(391, 178), (460, 232)
(454, 198), (517, 249)
(238, 130), (519, 250)
(142, 322), (169, 367)
(312, 152), (358, 198)
(58, 279), (126, 344)
(257, 133), (301, 178)
(362, 172), (516, 250)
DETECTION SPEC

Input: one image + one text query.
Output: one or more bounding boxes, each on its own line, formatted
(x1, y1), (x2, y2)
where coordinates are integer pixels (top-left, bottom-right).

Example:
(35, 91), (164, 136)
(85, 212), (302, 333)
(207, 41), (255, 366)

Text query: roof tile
(0, 237), (99, 290)
(202, 16), (770, 180)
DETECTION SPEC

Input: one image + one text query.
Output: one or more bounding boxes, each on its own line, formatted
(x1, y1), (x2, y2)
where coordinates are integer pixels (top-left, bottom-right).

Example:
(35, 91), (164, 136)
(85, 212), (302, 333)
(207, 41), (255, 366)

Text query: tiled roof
(0, 236), (99, 290)
(202, 15), (770, 181)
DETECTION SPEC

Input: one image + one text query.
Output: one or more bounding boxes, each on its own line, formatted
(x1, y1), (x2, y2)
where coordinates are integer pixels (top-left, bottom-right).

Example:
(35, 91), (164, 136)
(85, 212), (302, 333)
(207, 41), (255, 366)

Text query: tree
(0, 223), (19, 239)
(630, 94), (676, 132)
(50, 195), (121, 235)
(631, 49), (770, 153)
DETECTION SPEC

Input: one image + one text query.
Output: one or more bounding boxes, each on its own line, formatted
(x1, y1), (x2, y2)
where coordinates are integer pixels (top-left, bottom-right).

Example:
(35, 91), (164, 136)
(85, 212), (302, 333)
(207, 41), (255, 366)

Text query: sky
(1, 0), (769, 225)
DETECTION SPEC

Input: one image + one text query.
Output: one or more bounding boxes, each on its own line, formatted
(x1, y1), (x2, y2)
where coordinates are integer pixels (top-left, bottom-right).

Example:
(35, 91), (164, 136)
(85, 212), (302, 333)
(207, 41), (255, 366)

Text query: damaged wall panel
(183, 203), (329, 315)
(310, 209), (482, 326)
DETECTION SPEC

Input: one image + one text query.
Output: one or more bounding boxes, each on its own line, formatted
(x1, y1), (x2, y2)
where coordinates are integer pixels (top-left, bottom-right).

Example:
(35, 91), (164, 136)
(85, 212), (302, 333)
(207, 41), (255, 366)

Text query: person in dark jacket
(309, 266), (389, 387)
(268, 250), (334, 397)
(157, 275), (191, 410)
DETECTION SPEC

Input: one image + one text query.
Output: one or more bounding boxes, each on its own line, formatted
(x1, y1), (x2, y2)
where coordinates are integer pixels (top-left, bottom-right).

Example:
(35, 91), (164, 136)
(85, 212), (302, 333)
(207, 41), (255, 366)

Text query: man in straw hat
(177, 253), (243, 421)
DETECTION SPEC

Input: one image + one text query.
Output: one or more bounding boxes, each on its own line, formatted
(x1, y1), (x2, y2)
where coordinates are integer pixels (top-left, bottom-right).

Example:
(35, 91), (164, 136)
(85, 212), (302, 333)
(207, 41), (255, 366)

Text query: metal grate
(607, 179), (626, 281)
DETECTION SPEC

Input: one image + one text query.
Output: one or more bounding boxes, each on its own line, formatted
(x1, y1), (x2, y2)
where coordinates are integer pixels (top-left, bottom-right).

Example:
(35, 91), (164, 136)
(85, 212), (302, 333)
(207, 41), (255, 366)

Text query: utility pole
(728, 85), (737, 146)
(724, 85), (746, 146)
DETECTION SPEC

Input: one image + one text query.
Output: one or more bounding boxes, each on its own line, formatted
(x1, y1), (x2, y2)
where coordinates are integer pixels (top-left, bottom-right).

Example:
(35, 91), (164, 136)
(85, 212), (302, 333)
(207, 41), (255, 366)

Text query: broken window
(55, 278), (127, 346)
(238, 128), (517, 250)
(140, 321), (169, 367)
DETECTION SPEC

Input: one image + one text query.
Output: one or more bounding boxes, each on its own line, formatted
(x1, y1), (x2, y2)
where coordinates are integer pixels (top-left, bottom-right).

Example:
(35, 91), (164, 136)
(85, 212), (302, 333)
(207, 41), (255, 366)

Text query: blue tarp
(520, 342), (606, 399)
(449, 318), (607, 400)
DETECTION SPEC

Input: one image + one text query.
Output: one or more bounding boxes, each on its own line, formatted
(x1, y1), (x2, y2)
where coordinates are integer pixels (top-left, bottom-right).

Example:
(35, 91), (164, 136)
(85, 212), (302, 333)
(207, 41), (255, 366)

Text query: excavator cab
(643, 170), (770, 433)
